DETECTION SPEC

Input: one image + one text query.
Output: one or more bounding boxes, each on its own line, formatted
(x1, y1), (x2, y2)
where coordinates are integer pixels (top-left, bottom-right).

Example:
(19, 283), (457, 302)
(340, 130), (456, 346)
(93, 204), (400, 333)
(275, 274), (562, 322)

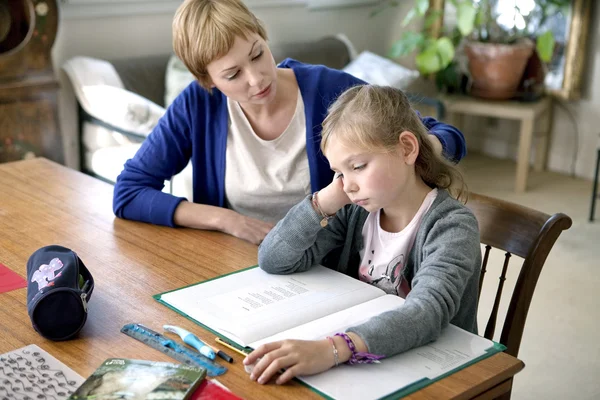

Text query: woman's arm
(173, 201), (273, 245)
(113, 91), (195, 226)
(420, 115), (467, 162)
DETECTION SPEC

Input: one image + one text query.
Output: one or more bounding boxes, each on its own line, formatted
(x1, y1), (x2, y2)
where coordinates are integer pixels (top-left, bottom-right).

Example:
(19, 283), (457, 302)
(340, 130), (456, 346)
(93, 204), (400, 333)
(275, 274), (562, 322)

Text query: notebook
(155, 265), (504, 400)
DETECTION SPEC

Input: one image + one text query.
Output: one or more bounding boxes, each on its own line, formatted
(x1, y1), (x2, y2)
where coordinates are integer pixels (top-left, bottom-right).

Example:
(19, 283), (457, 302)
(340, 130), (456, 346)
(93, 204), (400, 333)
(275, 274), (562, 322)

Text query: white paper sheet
(0, 344), (84, 399)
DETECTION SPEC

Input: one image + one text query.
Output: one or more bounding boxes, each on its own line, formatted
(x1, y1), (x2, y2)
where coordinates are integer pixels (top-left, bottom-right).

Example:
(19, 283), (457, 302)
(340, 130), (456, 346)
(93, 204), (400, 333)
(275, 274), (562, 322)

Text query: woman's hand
(243, 339), (335, 385)
(221, 210), (274, 245)
(173, 202), (272, 244)
(427, 133), (443, 156)
(315, 175), (351, 216)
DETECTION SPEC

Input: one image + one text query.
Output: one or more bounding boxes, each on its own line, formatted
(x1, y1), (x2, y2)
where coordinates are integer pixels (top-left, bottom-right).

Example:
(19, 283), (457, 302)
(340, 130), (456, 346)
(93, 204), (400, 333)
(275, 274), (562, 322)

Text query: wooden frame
(431, 0), (592, 101)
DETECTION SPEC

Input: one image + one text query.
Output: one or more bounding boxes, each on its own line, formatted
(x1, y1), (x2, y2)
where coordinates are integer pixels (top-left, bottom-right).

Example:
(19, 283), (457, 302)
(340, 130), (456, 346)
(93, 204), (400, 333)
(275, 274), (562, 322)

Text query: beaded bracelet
(326, 336), (339, 367)
(334, 332), (385, 365)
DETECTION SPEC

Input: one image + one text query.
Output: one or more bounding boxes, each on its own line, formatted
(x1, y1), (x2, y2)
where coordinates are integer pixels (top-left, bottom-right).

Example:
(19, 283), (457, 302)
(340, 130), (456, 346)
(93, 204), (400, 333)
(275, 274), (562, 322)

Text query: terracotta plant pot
(464, 39), (534, 100)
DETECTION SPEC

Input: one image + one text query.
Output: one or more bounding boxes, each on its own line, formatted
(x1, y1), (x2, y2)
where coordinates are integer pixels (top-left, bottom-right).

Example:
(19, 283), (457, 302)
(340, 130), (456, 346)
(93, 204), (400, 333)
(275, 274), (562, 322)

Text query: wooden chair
(465, 193), (572, 358)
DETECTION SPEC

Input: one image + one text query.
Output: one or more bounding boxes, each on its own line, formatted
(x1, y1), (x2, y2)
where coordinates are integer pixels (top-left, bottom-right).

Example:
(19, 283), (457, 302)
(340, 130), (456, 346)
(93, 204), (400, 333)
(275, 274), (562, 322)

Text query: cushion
(164, 54), (197, 108)
(342, 51), (419, 89)
(80, 85), (166, 137)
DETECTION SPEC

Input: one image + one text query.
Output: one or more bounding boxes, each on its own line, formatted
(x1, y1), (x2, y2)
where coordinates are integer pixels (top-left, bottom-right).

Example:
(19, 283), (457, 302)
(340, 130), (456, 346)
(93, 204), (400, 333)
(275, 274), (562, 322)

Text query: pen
(163, 325), (216, 360)
(215, 337), (249, 358)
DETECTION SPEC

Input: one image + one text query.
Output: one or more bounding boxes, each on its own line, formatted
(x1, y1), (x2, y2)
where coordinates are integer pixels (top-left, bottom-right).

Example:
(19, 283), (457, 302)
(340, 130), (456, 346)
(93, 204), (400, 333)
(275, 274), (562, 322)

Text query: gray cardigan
(258, 190), (481, 357)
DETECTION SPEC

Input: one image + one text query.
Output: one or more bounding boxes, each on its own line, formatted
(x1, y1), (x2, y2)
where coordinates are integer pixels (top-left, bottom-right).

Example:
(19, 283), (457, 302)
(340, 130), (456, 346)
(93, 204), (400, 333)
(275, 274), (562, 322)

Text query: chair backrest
(465, 192), (572, 357)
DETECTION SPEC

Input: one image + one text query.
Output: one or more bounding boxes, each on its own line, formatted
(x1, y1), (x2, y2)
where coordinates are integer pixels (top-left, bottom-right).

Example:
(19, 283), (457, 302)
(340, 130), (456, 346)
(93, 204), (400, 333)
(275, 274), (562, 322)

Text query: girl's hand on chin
(243, 339), (335, 385)
(318, 176), (351, 216)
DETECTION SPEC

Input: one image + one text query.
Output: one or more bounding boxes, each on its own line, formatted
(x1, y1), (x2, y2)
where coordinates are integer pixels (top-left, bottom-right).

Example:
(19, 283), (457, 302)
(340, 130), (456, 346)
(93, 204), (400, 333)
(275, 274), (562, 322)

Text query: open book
(155, 266), (503, 400)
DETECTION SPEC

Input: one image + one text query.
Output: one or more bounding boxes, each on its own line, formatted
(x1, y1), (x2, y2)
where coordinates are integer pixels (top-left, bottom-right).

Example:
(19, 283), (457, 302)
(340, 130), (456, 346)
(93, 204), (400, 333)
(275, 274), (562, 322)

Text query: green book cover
(68, 358), (206, 400)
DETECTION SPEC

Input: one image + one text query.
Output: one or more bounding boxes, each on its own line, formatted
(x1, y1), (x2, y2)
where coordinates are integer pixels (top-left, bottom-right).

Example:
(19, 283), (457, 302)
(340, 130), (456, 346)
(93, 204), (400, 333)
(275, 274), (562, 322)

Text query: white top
(358, 189), (438, 297)
(224, 90), (310, 224)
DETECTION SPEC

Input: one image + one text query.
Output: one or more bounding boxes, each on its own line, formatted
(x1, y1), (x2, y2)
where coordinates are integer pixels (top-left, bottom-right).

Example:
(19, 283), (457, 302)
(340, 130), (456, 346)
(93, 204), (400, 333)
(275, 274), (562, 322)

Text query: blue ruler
(120, 323), (227, 377)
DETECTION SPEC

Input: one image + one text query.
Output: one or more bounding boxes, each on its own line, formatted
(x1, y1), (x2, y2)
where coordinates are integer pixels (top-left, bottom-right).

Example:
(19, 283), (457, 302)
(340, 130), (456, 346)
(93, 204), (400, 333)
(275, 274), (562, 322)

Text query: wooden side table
(441, 95), (553, 192)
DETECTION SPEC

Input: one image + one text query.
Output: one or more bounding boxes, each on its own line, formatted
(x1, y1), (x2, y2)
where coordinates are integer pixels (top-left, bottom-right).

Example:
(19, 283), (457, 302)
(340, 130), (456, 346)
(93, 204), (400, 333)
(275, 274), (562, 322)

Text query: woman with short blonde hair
(113, 0), (467, 245)
(172, 0), (268, 88)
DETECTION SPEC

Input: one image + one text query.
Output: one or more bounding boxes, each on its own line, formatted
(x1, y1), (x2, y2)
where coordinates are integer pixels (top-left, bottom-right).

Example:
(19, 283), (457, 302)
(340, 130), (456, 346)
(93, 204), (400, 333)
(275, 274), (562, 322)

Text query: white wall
(53, 3), (404, 169)
(444, 2), (600, 181)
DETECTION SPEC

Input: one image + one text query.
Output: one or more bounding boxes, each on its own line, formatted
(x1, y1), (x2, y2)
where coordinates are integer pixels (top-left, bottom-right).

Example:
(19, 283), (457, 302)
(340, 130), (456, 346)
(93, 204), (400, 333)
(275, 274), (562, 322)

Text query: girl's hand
(243, 339), (335, 385)
(316, 175), (351, 216)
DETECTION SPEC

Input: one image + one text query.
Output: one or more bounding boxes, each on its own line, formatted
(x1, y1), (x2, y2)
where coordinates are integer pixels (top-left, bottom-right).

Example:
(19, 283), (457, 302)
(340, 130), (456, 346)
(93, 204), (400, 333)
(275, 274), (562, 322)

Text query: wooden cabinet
(0, 0), (63, 164)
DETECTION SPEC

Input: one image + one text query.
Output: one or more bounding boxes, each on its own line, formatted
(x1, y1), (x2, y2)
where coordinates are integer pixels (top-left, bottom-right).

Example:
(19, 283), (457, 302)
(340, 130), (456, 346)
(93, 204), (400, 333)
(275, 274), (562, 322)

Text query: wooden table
(441, 95), (553, 193)
(0, 158), (525, 399)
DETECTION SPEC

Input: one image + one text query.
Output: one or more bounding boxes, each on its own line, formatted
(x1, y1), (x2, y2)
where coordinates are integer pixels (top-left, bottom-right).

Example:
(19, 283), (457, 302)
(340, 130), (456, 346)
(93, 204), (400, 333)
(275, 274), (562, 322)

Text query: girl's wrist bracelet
(326, 336), (339, 367)
(334, 332), (385, 365)
(312, 191), (335, 227)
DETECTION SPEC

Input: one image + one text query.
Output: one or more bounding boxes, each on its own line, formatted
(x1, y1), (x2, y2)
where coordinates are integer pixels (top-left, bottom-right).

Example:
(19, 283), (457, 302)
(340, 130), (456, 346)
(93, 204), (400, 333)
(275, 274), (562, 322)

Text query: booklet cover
(69, 358), (206, 400)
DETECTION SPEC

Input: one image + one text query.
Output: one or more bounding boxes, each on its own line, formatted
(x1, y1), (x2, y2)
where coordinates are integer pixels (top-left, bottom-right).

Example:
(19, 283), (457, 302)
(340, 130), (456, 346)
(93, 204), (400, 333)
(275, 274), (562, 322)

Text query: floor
(461, 153), (600, 400)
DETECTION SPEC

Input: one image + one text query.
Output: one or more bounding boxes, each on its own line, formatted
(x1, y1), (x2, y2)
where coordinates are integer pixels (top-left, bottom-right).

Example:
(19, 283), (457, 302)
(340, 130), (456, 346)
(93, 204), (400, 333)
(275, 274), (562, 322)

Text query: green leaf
(402, 7), (418, 27)
(536, 30), (555, 62)
(389, 32), (425, 58)
(435, 37), (455, 67)
(415, 0), (429, 15)
(415, 37), (456, 75)
(456, 2), (476, 36)
(416, 44), (442, 74)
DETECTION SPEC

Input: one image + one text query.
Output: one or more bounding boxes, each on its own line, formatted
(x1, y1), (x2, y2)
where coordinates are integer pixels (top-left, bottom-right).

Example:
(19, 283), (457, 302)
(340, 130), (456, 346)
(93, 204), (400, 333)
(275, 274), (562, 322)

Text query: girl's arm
(258, 196), (348, 274)
(347, 207), (481, 357)
(259, 175), (351, 274)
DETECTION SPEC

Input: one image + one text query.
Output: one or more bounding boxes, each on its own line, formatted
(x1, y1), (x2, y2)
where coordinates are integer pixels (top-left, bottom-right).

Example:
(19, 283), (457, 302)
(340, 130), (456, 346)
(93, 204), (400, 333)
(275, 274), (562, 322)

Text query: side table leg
(516, 117), (534, 192)
(534, 109), (552, 172)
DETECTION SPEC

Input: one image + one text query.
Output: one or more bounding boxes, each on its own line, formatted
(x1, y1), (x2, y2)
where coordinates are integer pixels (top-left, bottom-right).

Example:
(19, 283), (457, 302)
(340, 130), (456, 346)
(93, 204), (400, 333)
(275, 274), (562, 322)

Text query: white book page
(250, 294), (406, 348)
(159, 266), (385, 346)
(249, 295), (496, 400)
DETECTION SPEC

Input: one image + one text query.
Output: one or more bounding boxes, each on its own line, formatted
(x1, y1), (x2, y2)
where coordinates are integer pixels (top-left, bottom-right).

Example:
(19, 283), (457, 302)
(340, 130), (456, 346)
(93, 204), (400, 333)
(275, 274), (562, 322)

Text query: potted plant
(374, 0), (570, 100)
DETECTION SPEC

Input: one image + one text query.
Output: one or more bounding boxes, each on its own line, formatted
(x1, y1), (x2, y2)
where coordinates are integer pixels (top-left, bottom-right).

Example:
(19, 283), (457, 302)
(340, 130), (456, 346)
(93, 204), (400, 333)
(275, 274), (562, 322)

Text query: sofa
(62, 35), (440, 200)
(62, 36), (355, 199)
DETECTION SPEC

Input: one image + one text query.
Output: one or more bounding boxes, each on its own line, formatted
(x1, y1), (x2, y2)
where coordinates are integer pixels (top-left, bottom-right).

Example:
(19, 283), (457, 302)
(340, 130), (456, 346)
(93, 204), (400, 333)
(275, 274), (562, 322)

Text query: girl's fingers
(244, 341), (281, 365)
(256, 354), (296, 384)
(250, 347), (291, 381)
(275, 366), (300, 385)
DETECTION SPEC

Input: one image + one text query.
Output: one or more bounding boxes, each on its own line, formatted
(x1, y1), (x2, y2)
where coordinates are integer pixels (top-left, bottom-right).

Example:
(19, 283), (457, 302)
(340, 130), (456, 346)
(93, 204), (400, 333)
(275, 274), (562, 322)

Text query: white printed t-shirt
(359, 188), (439, 297)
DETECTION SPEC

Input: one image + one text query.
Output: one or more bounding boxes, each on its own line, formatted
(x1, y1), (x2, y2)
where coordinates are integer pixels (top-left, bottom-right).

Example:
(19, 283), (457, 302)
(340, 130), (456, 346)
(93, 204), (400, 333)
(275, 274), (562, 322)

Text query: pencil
(215, 337), (248, 358)
(206, 343), (234, 363)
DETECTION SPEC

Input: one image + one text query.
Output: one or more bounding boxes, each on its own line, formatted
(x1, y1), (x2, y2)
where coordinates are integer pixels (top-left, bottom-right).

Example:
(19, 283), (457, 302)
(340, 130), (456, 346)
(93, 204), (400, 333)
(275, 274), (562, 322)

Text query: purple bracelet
(334, 333), (385, 365)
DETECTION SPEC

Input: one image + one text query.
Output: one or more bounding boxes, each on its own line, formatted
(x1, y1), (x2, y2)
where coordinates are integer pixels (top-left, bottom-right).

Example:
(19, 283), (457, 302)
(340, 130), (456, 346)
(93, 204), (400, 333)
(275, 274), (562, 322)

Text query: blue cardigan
(113, 59), (466, 227)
